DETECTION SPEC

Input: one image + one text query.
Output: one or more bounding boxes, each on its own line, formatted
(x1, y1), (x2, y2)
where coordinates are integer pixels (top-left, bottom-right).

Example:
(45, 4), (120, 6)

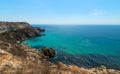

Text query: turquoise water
(22, 25), (120, 69)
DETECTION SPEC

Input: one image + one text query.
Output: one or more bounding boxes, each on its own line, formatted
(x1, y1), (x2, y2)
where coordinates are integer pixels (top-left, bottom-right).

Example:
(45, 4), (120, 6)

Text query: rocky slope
(0, 22), (30, 33)
(0, 22), (120, 74)
(0, 22), (45, 43)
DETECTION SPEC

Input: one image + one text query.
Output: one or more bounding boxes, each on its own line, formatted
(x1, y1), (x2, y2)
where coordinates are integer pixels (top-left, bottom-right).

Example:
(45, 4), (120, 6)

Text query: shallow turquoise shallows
(22, 25), (120, 69)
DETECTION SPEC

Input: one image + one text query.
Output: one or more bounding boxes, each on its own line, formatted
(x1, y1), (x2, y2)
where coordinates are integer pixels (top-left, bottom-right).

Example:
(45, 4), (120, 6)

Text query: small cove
(22, 25), (120, 69)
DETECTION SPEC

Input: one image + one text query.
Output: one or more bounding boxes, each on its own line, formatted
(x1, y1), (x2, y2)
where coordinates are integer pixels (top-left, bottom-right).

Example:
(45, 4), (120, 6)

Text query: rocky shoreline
(0, 22), (120, 74)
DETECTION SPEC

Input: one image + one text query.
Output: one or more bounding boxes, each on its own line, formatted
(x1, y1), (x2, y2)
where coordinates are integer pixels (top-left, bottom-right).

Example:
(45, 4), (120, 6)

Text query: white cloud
(91, 9), (104, 16)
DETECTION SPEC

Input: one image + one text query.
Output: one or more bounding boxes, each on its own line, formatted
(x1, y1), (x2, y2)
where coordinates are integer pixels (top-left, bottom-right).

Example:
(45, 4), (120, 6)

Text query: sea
(22, 25), (120, 69)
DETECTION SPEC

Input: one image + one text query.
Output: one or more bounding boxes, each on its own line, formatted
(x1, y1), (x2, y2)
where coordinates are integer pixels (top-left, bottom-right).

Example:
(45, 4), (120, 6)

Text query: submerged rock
(41, 47), (56, 58)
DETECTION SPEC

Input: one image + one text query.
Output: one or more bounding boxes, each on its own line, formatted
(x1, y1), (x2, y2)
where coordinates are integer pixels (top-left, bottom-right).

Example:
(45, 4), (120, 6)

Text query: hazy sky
(0, 0), (120, 24)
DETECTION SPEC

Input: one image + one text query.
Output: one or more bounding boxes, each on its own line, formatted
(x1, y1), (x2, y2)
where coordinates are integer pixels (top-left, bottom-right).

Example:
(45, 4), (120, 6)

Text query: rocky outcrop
(41, 47), (56, 59)
(0, 22), (120, 74)
(0, 22), (30, 33)
(0, 22), (45, 43)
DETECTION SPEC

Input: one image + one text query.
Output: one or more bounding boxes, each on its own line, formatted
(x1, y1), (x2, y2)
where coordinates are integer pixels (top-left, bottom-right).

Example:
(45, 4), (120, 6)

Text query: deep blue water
(22, 25), (120, 69)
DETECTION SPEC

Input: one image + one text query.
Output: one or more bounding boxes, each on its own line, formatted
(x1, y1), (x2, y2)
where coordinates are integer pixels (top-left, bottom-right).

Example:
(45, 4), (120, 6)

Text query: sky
(0, 0), (120, 24)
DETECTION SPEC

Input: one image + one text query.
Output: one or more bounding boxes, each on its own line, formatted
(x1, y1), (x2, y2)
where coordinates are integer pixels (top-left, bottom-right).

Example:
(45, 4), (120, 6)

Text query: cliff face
(0, 22), (45, 43)
(0, 22), (120, 74)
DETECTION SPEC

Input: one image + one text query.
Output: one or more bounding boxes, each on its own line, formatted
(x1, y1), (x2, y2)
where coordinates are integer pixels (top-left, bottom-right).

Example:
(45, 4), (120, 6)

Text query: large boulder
(41, 47), (56, 58)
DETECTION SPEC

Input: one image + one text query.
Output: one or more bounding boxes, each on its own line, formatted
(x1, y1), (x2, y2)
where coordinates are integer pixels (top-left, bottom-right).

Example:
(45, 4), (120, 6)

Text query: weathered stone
(0, 22), (30, 33)
(42, 47), (56, 58)
(0, 22), (45, 43)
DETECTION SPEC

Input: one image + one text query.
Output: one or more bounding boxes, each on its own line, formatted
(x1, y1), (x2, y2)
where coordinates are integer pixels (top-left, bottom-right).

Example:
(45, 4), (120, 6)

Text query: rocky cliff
(0, 22), (120, 74)
(0, 22), (31, 33)
(0, 22), (45, 43)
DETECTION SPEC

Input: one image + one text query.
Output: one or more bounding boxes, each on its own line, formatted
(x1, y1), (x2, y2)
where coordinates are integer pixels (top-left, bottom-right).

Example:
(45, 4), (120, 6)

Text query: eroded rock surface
(0, 22), (30, 33)
(41, 47), (56, 58)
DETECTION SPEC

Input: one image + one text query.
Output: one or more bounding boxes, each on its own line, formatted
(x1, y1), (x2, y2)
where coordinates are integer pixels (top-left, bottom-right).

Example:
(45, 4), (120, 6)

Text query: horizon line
(30, 23), (120, 25)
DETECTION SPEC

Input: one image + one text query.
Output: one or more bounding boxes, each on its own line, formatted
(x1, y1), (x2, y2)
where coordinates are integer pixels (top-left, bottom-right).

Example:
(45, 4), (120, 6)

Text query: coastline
(0, 22), (120, 74)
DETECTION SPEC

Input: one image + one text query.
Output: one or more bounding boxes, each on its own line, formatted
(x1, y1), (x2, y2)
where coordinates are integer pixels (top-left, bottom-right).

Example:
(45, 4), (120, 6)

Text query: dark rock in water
(38, 28), (45, 32)
(32, 45), (46, 49)
(42, 47), (56, 58)
(41, 34), (45, 36)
